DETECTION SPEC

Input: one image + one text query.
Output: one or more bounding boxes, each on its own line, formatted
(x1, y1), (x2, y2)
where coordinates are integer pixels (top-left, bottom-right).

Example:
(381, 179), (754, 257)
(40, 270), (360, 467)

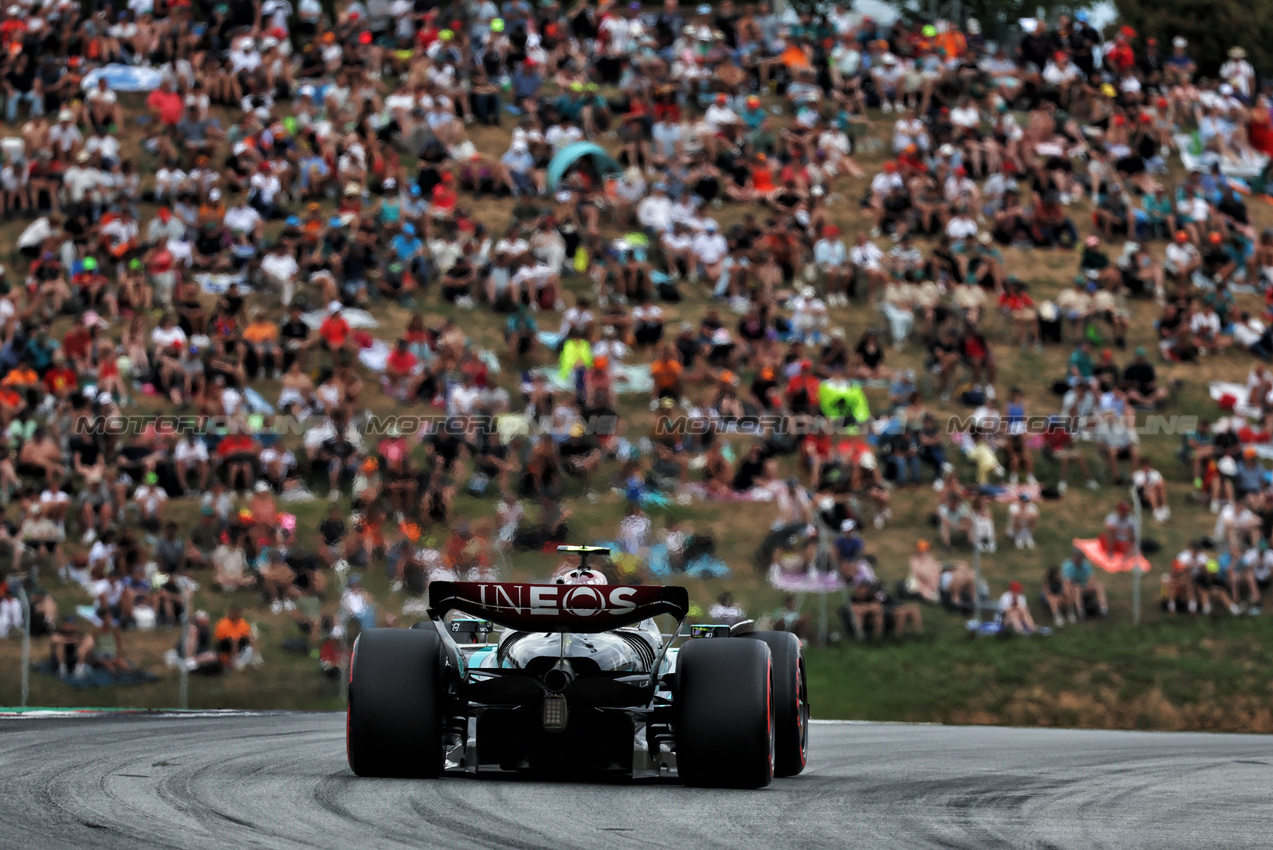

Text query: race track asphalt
(0, 712), (1268, 849)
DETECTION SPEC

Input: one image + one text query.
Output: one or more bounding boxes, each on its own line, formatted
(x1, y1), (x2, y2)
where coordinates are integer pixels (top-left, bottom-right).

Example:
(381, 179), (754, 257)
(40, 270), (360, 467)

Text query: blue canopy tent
(546, 142), (622, 192)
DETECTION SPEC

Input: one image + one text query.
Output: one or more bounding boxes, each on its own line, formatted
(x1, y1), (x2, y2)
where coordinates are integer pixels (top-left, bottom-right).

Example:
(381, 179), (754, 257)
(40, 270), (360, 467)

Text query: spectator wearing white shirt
(997, 580), (1035, 634)
(1220, 47), (1255, 102)
(637, 184), (673, 233)
(849, 233), (886, 300)
(1190, 305), (1229, 355)
(789, 287), (828, 345)
(813, 225), (850, 305)
(1164, 231), (1201, 285)
(690, 220), (728, 284)
(1132, 457), (1170, 523)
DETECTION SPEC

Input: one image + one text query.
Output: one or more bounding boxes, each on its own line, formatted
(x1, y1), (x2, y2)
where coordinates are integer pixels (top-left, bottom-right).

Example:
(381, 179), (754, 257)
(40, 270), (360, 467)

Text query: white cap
(97, 391), (112, 404)
(261, 36), (279, 50)
(209, 188), (222, 201)
(254, 481), (271, 493)
(327, 300), (342, 313)
(840, 519), (857, 533)
(1219, 83), (1234, 96)
(1173, 36), (1187, 48)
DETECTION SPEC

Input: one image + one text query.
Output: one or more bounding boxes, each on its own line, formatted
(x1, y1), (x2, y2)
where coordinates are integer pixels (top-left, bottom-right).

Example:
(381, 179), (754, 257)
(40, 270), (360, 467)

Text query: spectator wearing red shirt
(43, 354), (77, 398)
(383, 339), (418, 400)
(216, 427), (260, 491)
(431, 173), (458, 217)
(960, 325), (997, 390)
(998, 278), (1039, 350)
(146, 79), (184, 129)
(62, 320), (92, 374)
(1042, 419), (1098, 493)
(318, 302), (351, 354)
(786, 360), (822, 416)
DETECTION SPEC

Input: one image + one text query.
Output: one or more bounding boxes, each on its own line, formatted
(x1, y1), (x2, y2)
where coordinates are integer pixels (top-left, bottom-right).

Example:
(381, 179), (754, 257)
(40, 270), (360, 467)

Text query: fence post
(15, 582), (30, 708)
(1131, 488), (1143, 625)
(971, 542), (983, 625)
(178, 586), (191, 710)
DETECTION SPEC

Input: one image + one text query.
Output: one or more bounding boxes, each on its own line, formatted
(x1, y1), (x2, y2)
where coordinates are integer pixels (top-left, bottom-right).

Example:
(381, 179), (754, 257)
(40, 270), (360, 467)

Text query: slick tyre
(675, 638), (774, 788)
(347, 627), (446, 778)
(743, 631), (809, 776)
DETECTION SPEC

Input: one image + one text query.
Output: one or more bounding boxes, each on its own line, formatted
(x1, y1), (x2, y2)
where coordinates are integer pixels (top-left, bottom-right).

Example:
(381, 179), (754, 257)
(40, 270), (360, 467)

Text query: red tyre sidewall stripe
(797, 658), (807, 768)
(767, 657), (774, 779)
(345, 638), (357, 767)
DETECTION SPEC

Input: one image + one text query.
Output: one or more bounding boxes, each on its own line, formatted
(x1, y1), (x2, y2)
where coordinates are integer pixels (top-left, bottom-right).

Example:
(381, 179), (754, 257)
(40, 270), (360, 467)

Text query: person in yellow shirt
(242, 308), (283, 379)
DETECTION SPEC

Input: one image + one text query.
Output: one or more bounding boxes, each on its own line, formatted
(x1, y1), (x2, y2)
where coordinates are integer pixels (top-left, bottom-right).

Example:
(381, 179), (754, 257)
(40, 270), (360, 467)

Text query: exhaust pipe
(543, 659), (575, 694)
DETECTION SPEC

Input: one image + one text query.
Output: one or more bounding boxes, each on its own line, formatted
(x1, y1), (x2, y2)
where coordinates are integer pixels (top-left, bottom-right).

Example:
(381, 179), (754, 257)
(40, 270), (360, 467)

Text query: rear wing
(428, 582), (690, 634)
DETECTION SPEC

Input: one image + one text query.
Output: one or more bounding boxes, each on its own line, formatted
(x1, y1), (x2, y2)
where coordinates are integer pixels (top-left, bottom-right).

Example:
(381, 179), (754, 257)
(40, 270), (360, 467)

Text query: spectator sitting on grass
(179, 610), (221, 675)
(769, 594), (811, 640)
(340, 574), (377, 633)
(91, 608), (136, 675)
(1094, 409), (1139, 485)
(905, 540), (943, 603)
(1221, 542), (1263, 615)
(214, 606), (255, 670)
(709, 592), (747, 627)
(50, 616), (94, 679)
(1061, 547), (1109, 621)
(1102, 500), (1139, 557)
(1193, 541), (1242, 616)
(997, 580), (1036, 635)
(261, 549), (298, 615)
(1041, 565), (1071, 628)
(1131, 457), (1171, 524)
(213, 533), (253, 593)
(938, 490), (974, 550)
(1008, 493), (1039, 550)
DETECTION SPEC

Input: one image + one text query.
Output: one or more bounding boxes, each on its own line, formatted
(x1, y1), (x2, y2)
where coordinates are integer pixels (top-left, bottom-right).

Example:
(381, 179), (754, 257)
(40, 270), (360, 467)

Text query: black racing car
(346, 546), (808, 788)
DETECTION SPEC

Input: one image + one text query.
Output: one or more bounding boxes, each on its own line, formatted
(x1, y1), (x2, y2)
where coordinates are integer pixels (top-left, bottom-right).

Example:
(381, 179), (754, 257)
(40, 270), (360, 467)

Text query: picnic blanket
(1073, 537), (1151, 573)
(301, 307), (379, 330)
(533, 363), (654, 395)
(1175, 133), (1269, 179)
(767, 564), (846, 593)
(979, 482), (1043, 504)
(1210, 381), (1262, 420)
(195, 272), (247, 296)
(32, 660), (159, 689)
(82, 64), (164, 93)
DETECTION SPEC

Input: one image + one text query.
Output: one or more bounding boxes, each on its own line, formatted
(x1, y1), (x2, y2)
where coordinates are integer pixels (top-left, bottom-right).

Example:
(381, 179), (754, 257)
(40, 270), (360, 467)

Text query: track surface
(0, 713), (1268, 849)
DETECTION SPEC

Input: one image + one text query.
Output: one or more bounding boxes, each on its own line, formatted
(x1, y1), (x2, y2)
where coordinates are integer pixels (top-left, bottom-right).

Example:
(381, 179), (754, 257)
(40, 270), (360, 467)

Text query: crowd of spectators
(1, 0), (1273, 676)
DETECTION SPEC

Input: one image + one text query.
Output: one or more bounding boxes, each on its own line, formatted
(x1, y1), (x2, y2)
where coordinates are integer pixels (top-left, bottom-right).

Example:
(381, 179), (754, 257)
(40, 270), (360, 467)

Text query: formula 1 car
(347, 546), (808, 788)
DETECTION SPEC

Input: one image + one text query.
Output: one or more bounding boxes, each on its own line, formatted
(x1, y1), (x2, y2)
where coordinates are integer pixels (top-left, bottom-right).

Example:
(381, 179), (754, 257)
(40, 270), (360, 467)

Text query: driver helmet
(555, 567), (608, 586)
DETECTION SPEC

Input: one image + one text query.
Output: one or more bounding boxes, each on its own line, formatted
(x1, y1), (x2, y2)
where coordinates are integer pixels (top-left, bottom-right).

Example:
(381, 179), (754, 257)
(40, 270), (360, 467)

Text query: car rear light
(542, 695), (568, 731)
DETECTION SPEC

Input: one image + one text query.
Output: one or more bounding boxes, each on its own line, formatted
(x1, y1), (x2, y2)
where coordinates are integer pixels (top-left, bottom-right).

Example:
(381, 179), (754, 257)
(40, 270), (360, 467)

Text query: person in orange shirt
(213, 606), (255, 669)
(242, 308), (282, 379)
(2, 364), (38, 391)
(650, 344), (684, 404)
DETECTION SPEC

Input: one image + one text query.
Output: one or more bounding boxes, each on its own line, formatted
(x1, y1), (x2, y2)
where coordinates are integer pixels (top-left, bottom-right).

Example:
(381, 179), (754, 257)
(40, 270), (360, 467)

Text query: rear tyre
(743, 631), (809, 776)
(347, 627), (446, 778)
(675, 638), (774, 788)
